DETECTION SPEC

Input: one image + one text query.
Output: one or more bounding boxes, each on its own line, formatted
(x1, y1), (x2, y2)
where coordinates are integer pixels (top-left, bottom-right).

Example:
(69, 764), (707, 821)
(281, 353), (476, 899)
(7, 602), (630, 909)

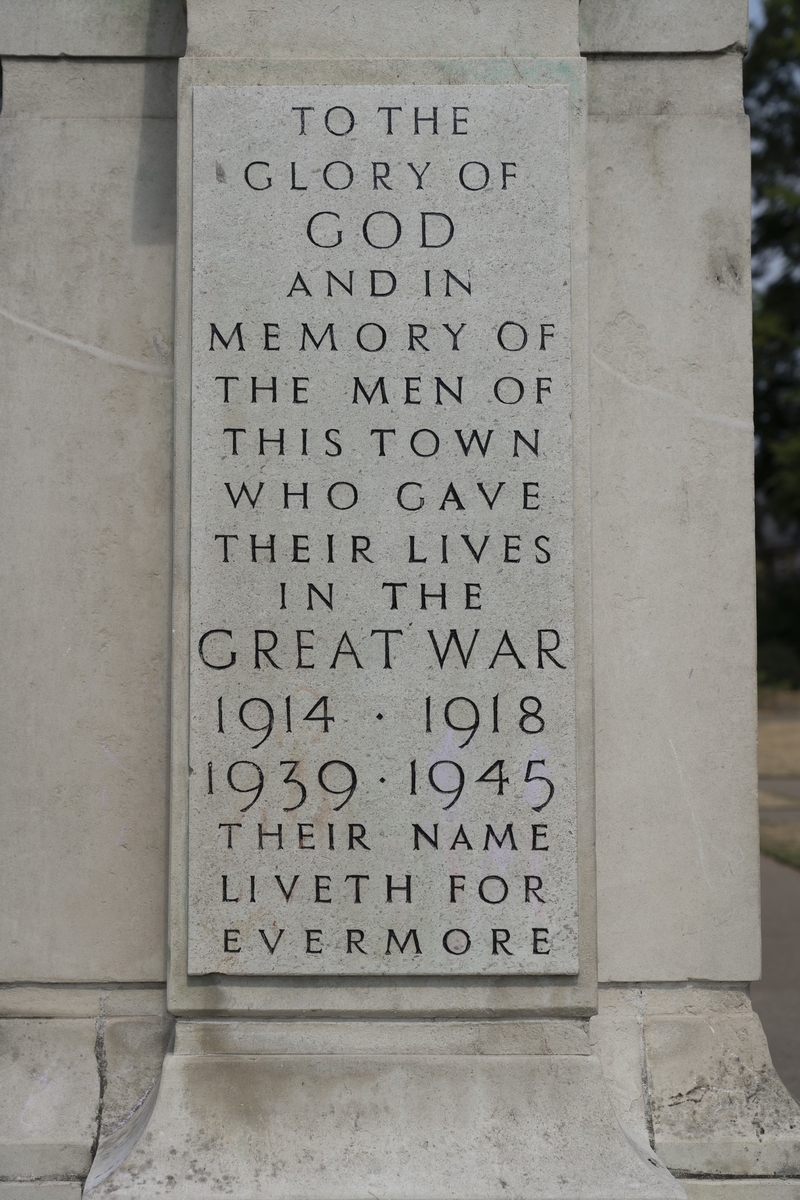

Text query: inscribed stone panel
(188, 86), (578, 974)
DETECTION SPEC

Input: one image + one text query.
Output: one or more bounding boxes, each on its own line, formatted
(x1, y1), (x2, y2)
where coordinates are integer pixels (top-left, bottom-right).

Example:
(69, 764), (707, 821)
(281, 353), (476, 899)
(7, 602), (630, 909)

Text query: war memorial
(2, 0), (799, 1196)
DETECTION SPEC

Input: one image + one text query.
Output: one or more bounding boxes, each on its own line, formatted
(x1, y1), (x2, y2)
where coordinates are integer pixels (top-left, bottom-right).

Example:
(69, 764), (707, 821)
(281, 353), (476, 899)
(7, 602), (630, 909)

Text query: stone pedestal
(90, 1021), (684, 1200)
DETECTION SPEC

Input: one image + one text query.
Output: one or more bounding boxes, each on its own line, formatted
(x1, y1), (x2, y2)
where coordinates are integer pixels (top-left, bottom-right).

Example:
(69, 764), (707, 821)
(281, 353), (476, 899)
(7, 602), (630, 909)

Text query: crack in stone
(593, 352), (752, 432)
(0, 304), (173, 378)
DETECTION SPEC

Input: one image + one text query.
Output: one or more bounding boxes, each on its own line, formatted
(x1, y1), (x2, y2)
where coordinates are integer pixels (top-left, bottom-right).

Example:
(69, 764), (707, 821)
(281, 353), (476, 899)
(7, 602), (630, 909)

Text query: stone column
(88, 0), (681, 1194)
(0, 2), (182, 1186)
(582, 1), (800, 1190)
(86, 0), (799, 1195)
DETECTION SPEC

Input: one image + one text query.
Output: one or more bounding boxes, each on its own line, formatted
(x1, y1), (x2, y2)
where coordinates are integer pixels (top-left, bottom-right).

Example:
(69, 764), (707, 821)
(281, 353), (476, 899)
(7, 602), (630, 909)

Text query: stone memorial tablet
(187, 85), (579, 975)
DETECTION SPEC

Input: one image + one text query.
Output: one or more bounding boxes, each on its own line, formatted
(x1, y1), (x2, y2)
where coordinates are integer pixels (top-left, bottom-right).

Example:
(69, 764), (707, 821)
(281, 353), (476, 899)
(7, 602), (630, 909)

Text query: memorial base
(591, 987), (800, 1178)
(86, 1019), (685, 1200)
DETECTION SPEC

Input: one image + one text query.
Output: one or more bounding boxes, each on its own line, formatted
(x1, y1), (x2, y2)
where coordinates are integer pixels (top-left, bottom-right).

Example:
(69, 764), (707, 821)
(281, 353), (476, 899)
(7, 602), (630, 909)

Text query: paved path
(751, 853), (800, 1101)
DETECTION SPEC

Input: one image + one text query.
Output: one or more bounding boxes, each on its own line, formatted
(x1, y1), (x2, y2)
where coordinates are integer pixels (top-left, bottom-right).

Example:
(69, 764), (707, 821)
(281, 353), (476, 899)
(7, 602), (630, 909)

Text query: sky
(750, 0), (765, 31)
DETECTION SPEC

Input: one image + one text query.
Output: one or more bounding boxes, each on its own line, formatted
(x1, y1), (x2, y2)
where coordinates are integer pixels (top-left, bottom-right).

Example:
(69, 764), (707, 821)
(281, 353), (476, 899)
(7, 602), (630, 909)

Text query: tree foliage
(745, 0), (800, 513)
(745, 2), (800, 686)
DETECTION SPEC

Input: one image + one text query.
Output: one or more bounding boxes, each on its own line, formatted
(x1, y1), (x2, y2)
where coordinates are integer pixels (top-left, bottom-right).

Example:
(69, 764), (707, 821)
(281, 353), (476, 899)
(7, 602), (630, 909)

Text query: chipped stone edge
(82, 1026), (175, 1194)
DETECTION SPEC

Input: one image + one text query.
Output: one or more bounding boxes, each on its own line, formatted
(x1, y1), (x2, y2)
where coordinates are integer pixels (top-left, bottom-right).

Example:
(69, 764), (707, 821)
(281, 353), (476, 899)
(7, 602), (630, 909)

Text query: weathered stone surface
(83, 1018), (172, 1194)
(684, 1184), (800, 1200)
(89, 1048), (686, 1200)
(84, 1092), (163, 1198)
(0, 988), (167, 1020)
(647, 1011), (800, 1176)
(0, 59), (178, 122)
(610, 984), (757, 1018)
(185, 0), (579, 61)
(592, 988), (800, 1178)
(168, 971), (596, 1019)
(0, 1011), (170, 1189)
(0, 59), (175, 983)
(590, 999), (652, 1149)
(0, 0), (186, 57)
(100, 1019), (172, 1138)
(173, 1018), (590, 1056)
(0, 1020), (99, 1179)
(0, 1187), (83, 1200)
(589, 79), (759, 982)
(187, 83), (582, 977)
(580, 0), (748, 54)
(588, 54), (744, 118)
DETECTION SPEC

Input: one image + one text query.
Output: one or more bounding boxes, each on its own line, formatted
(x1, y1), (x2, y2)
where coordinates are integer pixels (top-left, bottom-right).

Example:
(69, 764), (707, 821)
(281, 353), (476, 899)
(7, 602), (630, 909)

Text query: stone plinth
(89, 1021), (685, 1200)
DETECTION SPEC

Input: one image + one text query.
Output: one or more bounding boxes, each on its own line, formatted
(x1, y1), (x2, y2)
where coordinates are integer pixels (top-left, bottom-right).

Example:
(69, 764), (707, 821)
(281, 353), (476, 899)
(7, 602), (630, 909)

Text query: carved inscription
(188, 86), (579, 974)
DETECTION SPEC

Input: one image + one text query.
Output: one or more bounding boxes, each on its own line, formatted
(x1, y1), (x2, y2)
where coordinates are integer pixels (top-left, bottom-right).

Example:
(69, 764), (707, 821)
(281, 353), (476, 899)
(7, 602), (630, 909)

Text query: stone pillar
(89, 0), (673, 1194)
(581, 4), (800, 1191)
(0, 3), (183, 1187)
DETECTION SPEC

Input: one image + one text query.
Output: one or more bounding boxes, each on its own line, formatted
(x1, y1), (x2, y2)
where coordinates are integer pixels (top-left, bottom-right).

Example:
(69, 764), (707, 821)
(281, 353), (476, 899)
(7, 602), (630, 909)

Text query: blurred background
(745, 0), (800, 1102)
